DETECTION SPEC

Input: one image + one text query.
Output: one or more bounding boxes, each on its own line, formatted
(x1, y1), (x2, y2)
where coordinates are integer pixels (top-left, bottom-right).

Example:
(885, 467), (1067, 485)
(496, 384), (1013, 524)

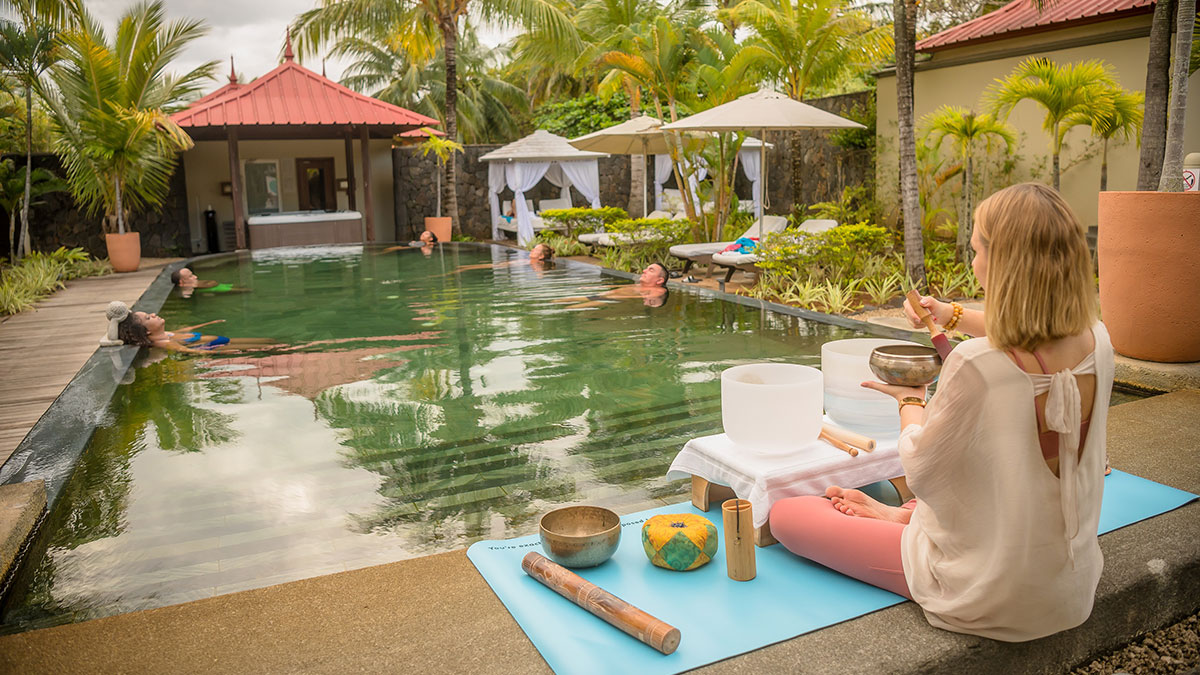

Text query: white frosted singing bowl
(721, 364), (823, 452)
(822, 338), (921, 435)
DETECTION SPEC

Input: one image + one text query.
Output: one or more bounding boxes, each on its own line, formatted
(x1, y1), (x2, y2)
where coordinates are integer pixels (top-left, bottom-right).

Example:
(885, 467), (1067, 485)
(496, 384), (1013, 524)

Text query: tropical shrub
(596, 217), (696, 273)
(530, 93), (630, 138)
(804, 185), (881, 227)
(539, 206), (628, 234)
(756, 222), (893, 280)
(531, 231), (590, 257)
(0, 246), (111, 315)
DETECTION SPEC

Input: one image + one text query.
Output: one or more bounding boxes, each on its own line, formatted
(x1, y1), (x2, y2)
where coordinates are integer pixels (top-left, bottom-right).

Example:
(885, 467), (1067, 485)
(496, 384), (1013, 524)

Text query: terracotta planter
(423, 216), (452, 243)
(1098, 191), (1200, 362)
(105, 232), (141, 273)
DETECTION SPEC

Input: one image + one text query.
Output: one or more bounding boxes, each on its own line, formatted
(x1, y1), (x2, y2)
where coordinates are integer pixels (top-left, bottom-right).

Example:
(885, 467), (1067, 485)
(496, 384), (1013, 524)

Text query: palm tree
(0, 158), (66, 261)
(1063, 87), (1143, 192)
(336, 27), (527, 143)
(293, 0), (578, 236)
(893, 0), (926, 289)
(921, 106), (1015, 263)
(1158, 0), (1195, 191)
(1136, 0), (1174, 190)
(43, 2), (216, 236)
(721, 0), (890, 101)
(987, 56), (1116, 191)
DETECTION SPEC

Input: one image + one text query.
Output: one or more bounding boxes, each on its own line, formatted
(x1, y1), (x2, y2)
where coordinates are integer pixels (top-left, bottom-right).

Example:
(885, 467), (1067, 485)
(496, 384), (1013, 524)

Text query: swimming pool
(2, 244), (879, 632)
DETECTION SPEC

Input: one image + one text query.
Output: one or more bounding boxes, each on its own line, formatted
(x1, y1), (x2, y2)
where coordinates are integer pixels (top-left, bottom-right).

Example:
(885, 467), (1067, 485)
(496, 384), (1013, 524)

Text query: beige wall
(181, 138), (397, 250)
(876, 16), (1200, 228)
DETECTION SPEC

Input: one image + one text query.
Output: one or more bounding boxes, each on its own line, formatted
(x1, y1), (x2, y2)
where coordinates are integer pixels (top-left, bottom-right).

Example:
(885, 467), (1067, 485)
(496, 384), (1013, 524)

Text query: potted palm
(418, 129), (463, 242)
(42, 2), (212, 272)
(1096, 0), (1198, 363)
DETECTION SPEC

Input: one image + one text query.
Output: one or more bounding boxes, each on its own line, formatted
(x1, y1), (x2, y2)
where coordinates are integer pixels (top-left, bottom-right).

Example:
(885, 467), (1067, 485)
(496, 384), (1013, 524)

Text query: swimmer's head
(531, 243), (554, 261)
(420, 231), (438, 244)
(171, 268), (197, 287)
(639, 262), (669, 287)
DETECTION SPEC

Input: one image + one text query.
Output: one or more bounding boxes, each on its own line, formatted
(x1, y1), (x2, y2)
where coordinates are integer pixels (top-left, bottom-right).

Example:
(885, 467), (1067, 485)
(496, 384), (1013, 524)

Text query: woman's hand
(903, 295), (951, 328)
(861, 380), (927, 402)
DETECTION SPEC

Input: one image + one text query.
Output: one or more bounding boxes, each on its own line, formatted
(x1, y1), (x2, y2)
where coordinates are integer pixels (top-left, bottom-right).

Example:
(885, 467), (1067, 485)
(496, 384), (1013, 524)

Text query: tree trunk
(1051, 122), (1061, 191)
(1158, 0), (1194, 192)
(1100, 138), (1109, 192)
(8, 212), (15, 264)
(441, 17), (461, 235)
(957, 152), (973, 264)
(435, 160), (443, 218)
(1138, 0), (1174, 191)
(115, 175), (125, 235)
(895, 0), (926, 289)
(21, 85), (33, 260)
(627, 89), (645, 218)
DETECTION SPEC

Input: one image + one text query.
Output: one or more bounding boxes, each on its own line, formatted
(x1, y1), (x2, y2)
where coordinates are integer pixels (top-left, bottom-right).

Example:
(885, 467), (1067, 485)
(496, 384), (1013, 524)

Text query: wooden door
(296, 158), (336, 211)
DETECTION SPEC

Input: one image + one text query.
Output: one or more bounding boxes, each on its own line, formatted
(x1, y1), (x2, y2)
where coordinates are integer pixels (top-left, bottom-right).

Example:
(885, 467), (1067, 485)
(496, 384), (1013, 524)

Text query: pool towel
(667, 431), (903, 527)
(467, 471), (1194, 675)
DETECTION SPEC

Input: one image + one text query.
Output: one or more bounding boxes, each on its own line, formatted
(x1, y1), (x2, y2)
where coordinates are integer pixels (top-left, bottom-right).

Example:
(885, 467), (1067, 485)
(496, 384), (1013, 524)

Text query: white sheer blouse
(899, 322), (1114, 642)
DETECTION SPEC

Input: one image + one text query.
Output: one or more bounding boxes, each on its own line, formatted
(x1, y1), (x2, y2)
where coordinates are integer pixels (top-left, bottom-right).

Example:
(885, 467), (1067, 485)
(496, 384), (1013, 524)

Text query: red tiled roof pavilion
(171, 37), (440, 248)
(917, 0), (1155, 52)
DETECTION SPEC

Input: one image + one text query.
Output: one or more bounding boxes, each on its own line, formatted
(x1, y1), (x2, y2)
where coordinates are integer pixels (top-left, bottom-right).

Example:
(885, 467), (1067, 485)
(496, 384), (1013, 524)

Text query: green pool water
(2, 244), (861, 632)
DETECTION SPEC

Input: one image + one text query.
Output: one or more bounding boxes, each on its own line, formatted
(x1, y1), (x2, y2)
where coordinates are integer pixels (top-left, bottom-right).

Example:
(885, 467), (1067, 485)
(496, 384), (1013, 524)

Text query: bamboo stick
(819, 431), (859, 457)
(722, 499), (756, 581)
(521, 552), (681, 655)
(820, 423), (876, 452)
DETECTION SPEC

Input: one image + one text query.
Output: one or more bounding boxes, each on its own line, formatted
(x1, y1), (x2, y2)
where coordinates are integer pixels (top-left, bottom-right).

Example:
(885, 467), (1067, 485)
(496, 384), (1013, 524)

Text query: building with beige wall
(876, 0), (1200, 229)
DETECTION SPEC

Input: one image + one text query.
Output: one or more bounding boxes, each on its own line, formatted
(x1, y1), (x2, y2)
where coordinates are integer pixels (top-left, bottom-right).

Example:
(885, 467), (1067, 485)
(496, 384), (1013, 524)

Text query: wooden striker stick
(820, 423), (875, 452)
(521, 552), (681, 655)
(819, 431), (858, 457)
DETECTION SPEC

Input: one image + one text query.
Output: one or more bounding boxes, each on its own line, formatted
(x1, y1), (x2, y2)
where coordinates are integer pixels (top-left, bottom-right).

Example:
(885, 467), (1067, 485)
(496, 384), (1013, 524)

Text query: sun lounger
(669, 215), (790, 276)
(707, 219), (840, 283)
(577, 210), (675, 246)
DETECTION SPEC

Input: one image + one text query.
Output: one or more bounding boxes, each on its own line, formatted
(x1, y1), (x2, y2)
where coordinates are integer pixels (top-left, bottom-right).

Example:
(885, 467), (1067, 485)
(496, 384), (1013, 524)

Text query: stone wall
(393, 145), (632, 240)
(0, 153), (191, 259)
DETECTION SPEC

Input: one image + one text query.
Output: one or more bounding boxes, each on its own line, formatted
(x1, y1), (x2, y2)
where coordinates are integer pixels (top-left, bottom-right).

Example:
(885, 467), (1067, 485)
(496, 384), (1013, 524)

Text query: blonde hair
(974, 183), (1095, 351)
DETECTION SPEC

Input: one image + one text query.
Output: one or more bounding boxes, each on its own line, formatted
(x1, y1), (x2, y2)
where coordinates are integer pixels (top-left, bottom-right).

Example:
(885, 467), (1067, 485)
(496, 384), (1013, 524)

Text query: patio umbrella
(571, 116), (773, 217)
(570, 116), (668, 217)
(660, 88), (865, 239)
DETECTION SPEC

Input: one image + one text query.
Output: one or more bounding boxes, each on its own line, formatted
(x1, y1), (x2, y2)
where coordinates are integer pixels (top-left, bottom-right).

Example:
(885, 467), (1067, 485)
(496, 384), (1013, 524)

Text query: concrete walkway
(0, 389), (1195, 674)
(0, 259), (179, 467)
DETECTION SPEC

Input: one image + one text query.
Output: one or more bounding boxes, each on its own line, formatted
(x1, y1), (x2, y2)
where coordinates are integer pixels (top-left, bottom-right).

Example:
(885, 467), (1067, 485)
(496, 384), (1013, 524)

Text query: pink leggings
(768, 496), (914, 599)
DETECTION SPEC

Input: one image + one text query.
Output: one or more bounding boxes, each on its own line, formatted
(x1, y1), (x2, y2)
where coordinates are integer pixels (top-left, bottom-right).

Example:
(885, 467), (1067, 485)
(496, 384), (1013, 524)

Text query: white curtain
(559, 160), (601, 209)
(653, 155), (673, 210)
(544, 164), (572, 204)
(505, 161), (551, 246)
(739, 148), (763, 221)
(488, 162), (506, 240)
(684, 160), (708, 207)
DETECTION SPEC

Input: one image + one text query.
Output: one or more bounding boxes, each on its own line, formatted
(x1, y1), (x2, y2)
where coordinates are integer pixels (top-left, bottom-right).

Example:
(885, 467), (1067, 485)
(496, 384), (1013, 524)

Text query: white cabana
(653, 137), (772, 216)
(479, 129), (607, 245)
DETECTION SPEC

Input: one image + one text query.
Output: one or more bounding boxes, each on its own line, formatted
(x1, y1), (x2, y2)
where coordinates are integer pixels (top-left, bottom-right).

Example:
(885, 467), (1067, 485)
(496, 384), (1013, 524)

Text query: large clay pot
(1098, 191), (1200, 362)
(423, 216), (452, 243)
(105, 232), (141, 273)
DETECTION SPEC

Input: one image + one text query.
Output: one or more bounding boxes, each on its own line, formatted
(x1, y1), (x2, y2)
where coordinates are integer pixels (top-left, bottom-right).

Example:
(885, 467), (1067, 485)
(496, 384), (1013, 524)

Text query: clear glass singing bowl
(821, 338), (920, 436)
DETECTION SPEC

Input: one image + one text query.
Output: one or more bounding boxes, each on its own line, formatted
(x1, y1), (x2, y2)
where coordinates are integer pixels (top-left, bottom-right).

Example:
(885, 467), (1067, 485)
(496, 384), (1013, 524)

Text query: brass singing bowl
(539, 505), (622, 568)
(868, 344), (943, 386)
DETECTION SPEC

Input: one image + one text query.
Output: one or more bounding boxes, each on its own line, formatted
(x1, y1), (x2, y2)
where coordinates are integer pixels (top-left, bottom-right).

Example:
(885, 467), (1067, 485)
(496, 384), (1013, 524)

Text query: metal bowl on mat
(869, 345), (943, 386)
(539, 506), (622, 568)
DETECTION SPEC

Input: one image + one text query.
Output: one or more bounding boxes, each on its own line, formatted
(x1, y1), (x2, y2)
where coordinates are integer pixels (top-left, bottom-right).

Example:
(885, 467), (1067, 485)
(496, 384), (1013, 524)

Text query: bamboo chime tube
(521, 552), (682, 655)
(722, 499), (756, 581)
(820, 423), (876, 452)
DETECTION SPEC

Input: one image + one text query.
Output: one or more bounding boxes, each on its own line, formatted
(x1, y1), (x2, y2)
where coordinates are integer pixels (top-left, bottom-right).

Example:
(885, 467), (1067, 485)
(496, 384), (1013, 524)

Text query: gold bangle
(944, 302), (964, 332)
(898, 396), (927, 411)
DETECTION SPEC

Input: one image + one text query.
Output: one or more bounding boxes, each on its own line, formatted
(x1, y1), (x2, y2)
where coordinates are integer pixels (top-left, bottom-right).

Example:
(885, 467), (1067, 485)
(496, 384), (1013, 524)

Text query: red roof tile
(171, 51), (439, 134)
(917, 0), (1155, 52)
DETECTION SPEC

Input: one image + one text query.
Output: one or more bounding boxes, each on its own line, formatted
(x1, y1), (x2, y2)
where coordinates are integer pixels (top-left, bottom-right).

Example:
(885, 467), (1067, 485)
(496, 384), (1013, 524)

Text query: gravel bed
(1073, 610), (1200, 674)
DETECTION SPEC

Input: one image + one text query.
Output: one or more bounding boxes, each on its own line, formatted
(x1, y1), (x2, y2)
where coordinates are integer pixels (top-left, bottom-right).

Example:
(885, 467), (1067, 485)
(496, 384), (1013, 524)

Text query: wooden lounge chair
(668, 215), (792, 278)
(708, 219), (839, 283)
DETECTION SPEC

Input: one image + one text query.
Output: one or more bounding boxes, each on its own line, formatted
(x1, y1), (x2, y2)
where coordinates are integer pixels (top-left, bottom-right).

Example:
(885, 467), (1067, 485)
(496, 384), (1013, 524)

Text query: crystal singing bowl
(868, 344), (943, 386)
(721, 363), (822, 452)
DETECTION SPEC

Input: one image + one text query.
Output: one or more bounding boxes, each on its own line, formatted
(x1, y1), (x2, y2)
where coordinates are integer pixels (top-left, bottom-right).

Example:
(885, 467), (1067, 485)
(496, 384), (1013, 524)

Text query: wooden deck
(0, 259), (180, 467)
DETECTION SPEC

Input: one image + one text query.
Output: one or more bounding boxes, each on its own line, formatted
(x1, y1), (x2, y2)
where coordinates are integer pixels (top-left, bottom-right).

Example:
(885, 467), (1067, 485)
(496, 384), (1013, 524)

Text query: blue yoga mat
(467, 470), (1196, 675)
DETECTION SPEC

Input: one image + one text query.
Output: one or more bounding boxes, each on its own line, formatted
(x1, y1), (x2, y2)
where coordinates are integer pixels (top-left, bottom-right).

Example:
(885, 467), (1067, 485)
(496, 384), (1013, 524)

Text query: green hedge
(0, 247), (112, 316)
(540, 206), (628, 234)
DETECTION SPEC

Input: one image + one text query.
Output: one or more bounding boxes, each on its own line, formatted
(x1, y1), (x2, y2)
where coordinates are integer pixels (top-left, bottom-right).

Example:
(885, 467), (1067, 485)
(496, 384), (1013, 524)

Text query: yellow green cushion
(641, 514), (718, 571)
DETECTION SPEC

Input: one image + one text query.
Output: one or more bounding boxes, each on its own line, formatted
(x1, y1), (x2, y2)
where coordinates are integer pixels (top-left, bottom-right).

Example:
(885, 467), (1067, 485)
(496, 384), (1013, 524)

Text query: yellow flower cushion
(642, 514), (718, 571)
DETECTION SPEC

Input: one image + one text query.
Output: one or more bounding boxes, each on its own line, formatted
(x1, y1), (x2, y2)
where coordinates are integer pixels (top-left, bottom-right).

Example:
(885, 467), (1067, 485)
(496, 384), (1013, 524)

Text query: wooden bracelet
(944, 302), (964, 332)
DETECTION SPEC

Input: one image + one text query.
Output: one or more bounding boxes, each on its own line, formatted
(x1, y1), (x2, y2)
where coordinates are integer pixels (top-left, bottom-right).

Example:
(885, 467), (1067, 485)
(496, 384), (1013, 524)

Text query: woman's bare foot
(825, 486), (913, 524)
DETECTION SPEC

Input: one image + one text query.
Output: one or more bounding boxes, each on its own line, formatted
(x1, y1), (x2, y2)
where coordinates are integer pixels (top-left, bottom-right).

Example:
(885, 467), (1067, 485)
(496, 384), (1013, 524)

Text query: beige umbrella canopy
(661, 88), (865, 237)
(570, 115), (773, 216)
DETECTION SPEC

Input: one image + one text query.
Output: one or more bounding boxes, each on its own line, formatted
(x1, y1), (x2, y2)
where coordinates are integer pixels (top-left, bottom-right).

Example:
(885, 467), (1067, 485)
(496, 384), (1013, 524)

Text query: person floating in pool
(380, 230), (439, 257)
(171, 268), (246, 299)
(769, 183), (1115, 642)
(115, 309), (278, 353)
(554, 262), (670, 309)
(449, 243), (554, 273)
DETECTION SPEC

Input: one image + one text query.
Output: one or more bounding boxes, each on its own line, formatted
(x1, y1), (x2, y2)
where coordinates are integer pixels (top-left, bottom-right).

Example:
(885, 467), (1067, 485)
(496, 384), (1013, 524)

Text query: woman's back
(899, 323), (1115, 642)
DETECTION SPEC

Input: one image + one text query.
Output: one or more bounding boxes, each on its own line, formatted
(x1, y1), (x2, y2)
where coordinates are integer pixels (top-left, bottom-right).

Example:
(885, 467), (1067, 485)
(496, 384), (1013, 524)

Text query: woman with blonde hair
(769, 183), (1114, 641)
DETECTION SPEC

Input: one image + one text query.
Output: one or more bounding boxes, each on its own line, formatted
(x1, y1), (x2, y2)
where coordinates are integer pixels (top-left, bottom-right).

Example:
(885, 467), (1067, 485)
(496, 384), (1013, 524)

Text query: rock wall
(393, 145), (634, 241)
(0, 153), (191, 259)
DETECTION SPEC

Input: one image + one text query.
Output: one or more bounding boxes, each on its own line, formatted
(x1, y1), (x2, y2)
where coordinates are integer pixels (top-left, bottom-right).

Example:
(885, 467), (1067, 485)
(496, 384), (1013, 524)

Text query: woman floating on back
(769, 183), (1114, 641)
(102, 301), (277, 353)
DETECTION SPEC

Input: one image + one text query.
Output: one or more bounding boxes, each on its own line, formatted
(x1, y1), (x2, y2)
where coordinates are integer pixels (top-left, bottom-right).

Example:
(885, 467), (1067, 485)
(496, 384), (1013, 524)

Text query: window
(244, 160), (280, 215)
